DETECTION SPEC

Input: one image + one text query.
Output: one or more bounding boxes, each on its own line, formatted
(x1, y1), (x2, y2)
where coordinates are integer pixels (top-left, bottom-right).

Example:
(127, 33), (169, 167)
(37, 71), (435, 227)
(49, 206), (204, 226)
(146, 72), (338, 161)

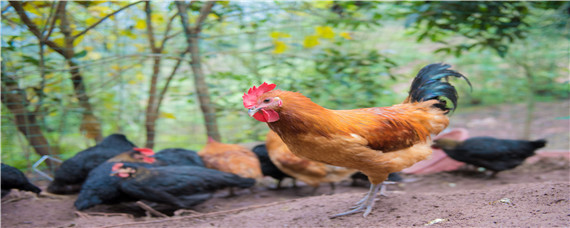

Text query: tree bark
(143, 1), (160, 149)
(176, 1), (221, 141)
(10, 1), (103, 142)
(521, 63), (535, 140)
(1, 66), (57, 167)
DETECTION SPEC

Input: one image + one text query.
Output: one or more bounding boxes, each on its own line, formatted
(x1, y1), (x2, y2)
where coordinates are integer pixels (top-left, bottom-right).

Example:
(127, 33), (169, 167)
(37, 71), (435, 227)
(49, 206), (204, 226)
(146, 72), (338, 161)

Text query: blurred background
(1, 1), (568, 171)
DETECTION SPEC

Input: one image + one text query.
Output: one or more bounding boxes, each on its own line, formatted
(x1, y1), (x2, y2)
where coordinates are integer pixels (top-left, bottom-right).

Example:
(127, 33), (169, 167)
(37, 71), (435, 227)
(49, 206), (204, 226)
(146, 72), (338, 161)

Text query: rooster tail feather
(407, 63), (471, 113)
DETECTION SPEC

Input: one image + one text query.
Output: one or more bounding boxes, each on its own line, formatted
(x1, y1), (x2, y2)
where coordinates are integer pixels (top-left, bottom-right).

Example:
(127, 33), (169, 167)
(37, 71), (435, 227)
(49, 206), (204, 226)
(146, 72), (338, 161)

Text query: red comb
(111, 163), (124, 171)
(243, 82), (276, 108)
(133, 147), (154, 156)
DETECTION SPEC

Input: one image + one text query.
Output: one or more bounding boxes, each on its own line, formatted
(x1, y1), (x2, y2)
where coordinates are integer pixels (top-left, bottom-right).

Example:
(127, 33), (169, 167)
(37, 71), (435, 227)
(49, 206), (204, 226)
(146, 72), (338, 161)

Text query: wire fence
(1, 1), (567, 175)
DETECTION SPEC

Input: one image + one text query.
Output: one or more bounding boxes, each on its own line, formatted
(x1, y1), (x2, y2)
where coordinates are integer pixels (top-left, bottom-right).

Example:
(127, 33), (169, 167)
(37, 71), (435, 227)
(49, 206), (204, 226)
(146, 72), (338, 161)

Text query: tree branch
(39, 1), (56, 35)
(9, 1), (67, 56)
(155, 48), (190, 114)
(159, 13), (179, 51)
(44, 1), (64, 41)
(72, 1), (144, 41)
(194, 1), (215, 32)
(144, 1), (158, 52)
(1, 4), (11, 14)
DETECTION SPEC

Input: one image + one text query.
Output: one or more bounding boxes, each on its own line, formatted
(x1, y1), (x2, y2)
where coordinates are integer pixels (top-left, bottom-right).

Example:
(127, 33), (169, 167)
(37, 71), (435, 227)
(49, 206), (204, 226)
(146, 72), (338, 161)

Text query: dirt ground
(2, 100), (569, 227)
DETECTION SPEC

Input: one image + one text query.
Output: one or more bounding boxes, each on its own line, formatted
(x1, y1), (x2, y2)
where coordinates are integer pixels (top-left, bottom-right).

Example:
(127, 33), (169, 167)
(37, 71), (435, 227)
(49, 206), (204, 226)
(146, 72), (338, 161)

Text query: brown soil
(2, 100), (569, 227)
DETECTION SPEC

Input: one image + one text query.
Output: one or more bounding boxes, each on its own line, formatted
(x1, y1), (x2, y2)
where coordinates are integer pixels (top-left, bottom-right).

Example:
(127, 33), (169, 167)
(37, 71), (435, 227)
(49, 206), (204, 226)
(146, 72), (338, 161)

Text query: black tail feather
(408, 63), (471, 113)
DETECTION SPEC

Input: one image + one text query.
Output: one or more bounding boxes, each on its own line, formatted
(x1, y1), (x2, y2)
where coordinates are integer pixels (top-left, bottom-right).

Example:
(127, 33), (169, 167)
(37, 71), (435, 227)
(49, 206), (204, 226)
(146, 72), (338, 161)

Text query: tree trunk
(144, 55), (161, 149)
(1, 67), (57, 167)
(521, 63), (536, 140)
(176, 1), (221, 141)
(58, 2), (103, 142)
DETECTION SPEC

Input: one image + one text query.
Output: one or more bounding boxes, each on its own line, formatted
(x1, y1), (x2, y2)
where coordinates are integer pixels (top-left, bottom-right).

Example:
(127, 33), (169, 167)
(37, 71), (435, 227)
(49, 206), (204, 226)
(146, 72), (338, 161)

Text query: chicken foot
(349, 180), (396, 209)
(330, 183), (382, 218)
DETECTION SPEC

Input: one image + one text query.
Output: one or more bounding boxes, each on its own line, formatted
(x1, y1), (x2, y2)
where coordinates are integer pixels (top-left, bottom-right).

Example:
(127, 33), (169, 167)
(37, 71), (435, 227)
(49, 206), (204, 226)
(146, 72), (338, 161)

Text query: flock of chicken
(1, 63), (548, 218)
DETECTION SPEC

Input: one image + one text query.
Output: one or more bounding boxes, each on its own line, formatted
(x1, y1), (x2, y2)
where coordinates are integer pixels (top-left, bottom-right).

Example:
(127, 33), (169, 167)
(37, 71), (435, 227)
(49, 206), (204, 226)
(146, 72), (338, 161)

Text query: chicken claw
(330, 183), (382, 218)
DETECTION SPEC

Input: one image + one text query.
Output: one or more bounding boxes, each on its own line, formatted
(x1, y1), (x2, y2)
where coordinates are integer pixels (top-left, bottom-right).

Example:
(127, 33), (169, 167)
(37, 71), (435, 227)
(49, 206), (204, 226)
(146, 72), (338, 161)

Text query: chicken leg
(330, 183), (382, 218)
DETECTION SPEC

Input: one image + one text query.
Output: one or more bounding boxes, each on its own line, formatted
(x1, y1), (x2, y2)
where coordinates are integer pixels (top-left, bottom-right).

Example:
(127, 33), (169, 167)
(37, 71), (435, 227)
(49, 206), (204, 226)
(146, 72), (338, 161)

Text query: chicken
(75, 147), (205, 210)
(252, 143), (294, 189)
(198, 137), (262, 179)
(107, 148), (156, 163)
(1, 163), (42, 198)
(74, 162), (146, 210)
(152, 148), (205, 167)
(433, 137), (547, 177)
(266, 130), (357, 194)
(110, 163), (256, 208)
(243, 63), (470, 217)
(47, 134), (136, 194)
(198, 137), (262, 195)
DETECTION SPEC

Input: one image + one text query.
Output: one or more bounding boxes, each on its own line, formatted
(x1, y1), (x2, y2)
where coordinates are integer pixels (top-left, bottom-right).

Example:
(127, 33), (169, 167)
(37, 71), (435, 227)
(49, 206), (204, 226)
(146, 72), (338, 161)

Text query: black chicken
(152, 148), (205, 167)
(47, 134), (136, 194)
(1, 163), (42, 198)
(74, 162), (150, 210)
(433, 137), (547, 177)
(252, 144), (293, 189)
(110, 163), (256, 208)
(75, 148), (205, 210)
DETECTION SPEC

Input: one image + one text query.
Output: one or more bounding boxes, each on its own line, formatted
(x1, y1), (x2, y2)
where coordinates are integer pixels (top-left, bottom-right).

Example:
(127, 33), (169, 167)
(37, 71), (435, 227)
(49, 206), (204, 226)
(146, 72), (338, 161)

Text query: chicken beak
(109, 170), (119, 176)
(248, 107), (261, 117)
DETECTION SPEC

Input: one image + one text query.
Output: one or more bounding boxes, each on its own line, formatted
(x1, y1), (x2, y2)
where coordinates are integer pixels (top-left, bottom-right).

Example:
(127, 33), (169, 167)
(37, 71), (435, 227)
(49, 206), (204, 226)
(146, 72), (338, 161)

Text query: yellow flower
(340, 32), (352, 40)
(273, 40), (288, 54)
(303, 35), (319, 48)
(316, 26), (334, 39)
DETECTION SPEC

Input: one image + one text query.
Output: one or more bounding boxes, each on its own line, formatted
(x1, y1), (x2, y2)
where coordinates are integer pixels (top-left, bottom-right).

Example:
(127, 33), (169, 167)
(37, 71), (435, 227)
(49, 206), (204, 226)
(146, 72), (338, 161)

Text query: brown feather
(198, 139), (263, 179)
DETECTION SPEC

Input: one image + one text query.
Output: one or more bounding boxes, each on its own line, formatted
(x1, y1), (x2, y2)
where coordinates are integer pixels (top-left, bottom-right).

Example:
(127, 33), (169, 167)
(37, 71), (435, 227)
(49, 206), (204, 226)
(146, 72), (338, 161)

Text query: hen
(266, 130), (356, 194)
(198, 137), (262, 195)
(75, 147), (205, 210)
(243, 63), (469, 217)
(433, 137), (547, 177)
(1, 163), (42, 198)
(110, 163), (256, 208)
(47, 134), (136, 194)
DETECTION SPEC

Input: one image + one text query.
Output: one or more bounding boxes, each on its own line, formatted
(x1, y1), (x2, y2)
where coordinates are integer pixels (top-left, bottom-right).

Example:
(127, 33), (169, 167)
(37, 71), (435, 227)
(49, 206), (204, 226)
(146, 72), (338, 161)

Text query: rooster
(243, 63), (470, 217)
(266, 130), (357, 194)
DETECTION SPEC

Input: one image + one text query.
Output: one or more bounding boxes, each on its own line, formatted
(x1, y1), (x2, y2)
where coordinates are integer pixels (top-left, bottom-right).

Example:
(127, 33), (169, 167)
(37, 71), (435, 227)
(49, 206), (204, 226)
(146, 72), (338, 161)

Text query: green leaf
(74, 50), (88, 58)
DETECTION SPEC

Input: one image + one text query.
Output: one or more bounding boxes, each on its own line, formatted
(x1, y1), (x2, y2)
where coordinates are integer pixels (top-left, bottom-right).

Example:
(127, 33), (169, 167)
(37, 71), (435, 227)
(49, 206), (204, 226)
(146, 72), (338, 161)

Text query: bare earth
(2, 100), (569, 227)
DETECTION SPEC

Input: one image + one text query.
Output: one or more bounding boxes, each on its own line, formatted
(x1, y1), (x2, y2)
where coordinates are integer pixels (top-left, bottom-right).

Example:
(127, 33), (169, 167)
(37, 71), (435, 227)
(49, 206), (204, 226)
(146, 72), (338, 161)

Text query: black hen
(433, 137), (547, 177)
(153, 148), (205, 167)
(111, 163), (255, 208)
(48, 134), (136, 194)
(74, 162), (150, 210)
(75, 148), (204, 210)
(252, 144), (292, 189)
(1, 163), (42, 198)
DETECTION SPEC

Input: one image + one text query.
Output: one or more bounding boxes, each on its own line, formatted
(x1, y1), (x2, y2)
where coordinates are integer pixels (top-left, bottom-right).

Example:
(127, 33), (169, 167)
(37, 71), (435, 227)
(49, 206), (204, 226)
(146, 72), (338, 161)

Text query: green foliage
(1, 1), (568, 170)
(401, 1), (567, 57)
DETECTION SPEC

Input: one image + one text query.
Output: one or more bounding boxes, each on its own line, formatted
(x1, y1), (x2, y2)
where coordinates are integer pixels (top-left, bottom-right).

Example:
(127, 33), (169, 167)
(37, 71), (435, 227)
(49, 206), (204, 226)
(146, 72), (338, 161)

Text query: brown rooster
(243, 63), (470, 217)
(266, 130), (356, 194)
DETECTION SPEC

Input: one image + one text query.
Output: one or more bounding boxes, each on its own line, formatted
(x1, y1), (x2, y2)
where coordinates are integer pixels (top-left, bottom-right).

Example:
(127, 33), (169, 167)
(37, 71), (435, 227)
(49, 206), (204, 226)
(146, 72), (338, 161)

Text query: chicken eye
(263, 98), (271, 103)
